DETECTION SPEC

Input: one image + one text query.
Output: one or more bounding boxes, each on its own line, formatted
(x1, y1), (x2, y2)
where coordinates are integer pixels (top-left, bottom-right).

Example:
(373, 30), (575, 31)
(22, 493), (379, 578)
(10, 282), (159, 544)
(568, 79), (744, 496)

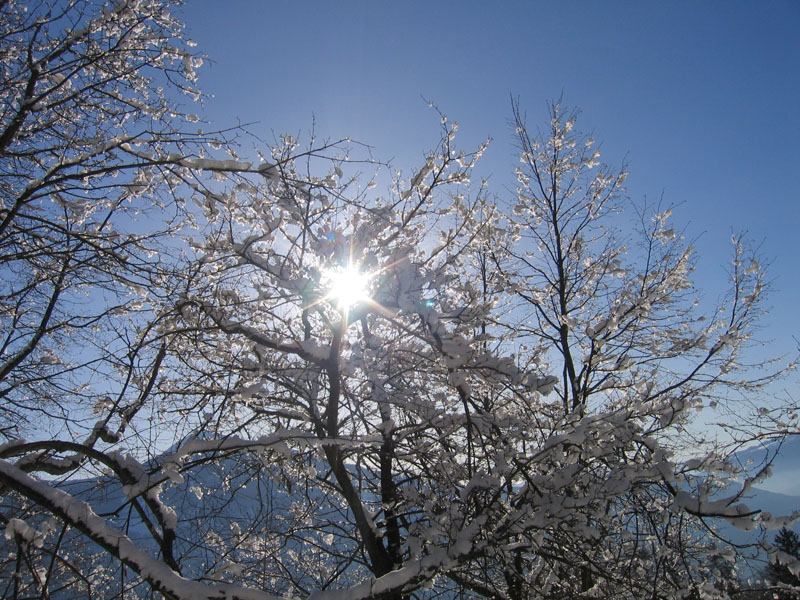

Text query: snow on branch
(0, 459), (282, 600)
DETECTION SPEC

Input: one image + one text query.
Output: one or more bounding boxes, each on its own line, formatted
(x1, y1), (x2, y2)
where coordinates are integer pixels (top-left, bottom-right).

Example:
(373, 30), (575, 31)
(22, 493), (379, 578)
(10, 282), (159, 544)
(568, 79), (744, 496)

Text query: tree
(0, 2), (792, 599)
(0, 0), (210, 438)
(452, 99), (786, 599)
(764, 527), (800, 597)
(0, 0), (255, 596)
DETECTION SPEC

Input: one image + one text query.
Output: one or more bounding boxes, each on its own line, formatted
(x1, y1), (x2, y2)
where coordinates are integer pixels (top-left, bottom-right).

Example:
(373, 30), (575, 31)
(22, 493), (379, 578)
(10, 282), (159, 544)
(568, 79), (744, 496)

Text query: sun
(324, 263), (371, 310)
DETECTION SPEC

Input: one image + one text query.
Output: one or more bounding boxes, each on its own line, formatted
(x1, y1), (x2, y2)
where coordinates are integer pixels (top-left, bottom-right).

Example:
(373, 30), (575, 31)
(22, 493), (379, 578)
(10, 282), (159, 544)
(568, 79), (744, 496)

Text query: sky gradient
(180, 0), (800, 360)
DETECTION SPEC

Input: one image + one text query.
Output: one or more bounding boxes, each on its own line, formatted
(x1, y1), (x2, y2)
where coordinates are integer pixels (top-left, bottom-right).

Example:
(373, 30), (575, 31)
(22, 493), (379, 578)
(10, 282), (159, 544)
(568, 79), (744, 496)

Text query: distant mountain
(734, 435), (800, 497)
(705, 435), (800, 581)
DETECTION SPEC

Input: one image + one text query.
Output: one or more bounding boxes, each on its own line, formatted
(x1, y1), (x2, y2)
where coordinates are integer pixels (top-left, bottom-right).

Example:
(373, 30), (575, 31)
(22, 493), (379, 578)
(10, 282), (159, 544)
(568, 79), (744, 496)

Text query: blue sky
(181, 0), (800, 359)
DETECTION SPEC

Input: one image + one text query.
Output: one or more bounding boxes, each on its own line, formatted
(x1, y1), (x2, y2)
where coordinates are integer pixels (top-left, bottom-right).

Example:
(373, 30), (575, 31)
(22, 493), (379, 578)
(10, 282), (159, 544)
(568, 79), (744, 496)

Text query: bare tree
(457, 99), (794, 599)
(0, 0), (253, 596)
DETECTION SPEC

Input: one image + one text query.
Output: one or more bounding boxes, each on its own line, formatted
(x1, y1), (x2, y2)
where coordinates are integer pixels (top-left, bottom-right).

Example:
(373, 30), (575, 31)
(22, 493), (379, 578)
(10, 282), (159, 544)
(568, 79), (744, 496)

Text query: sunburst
(324, 263), (372, 310)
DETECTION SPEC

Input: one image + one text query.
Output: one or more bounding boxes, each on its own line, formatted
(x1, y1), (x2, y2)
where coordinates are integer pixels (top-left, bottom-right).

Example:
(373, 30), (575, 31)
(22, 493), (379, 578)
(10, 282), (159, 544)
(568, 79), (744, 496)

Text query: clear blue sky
(180, 0), (800, 359)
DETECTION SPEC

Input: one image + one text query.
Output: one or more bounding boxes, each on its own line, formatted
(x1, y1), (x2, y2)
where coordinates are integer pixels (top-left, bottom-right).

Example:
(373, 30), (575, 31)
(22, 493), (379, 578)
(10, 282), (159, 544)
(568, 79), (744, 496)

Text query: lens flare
(324, 264), (371, 310)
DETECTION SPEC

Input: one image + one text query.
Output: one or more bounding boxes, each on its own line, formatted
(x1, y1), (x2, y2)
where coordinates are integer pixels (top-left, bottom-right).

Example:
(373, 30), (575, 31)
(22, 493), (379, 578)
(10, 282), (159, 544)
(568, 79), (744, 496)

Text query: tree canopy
(0, 2), (797, 599)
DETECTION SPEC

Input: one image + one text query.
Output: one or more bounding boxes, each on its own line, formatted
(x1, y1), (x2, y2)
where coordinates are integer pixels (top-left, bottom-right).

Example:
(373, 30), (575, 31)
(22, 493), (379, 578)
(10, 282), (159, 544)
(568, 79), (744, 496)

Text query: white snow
(5, 518), (45, 548)
(179, 157), (252, 171)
